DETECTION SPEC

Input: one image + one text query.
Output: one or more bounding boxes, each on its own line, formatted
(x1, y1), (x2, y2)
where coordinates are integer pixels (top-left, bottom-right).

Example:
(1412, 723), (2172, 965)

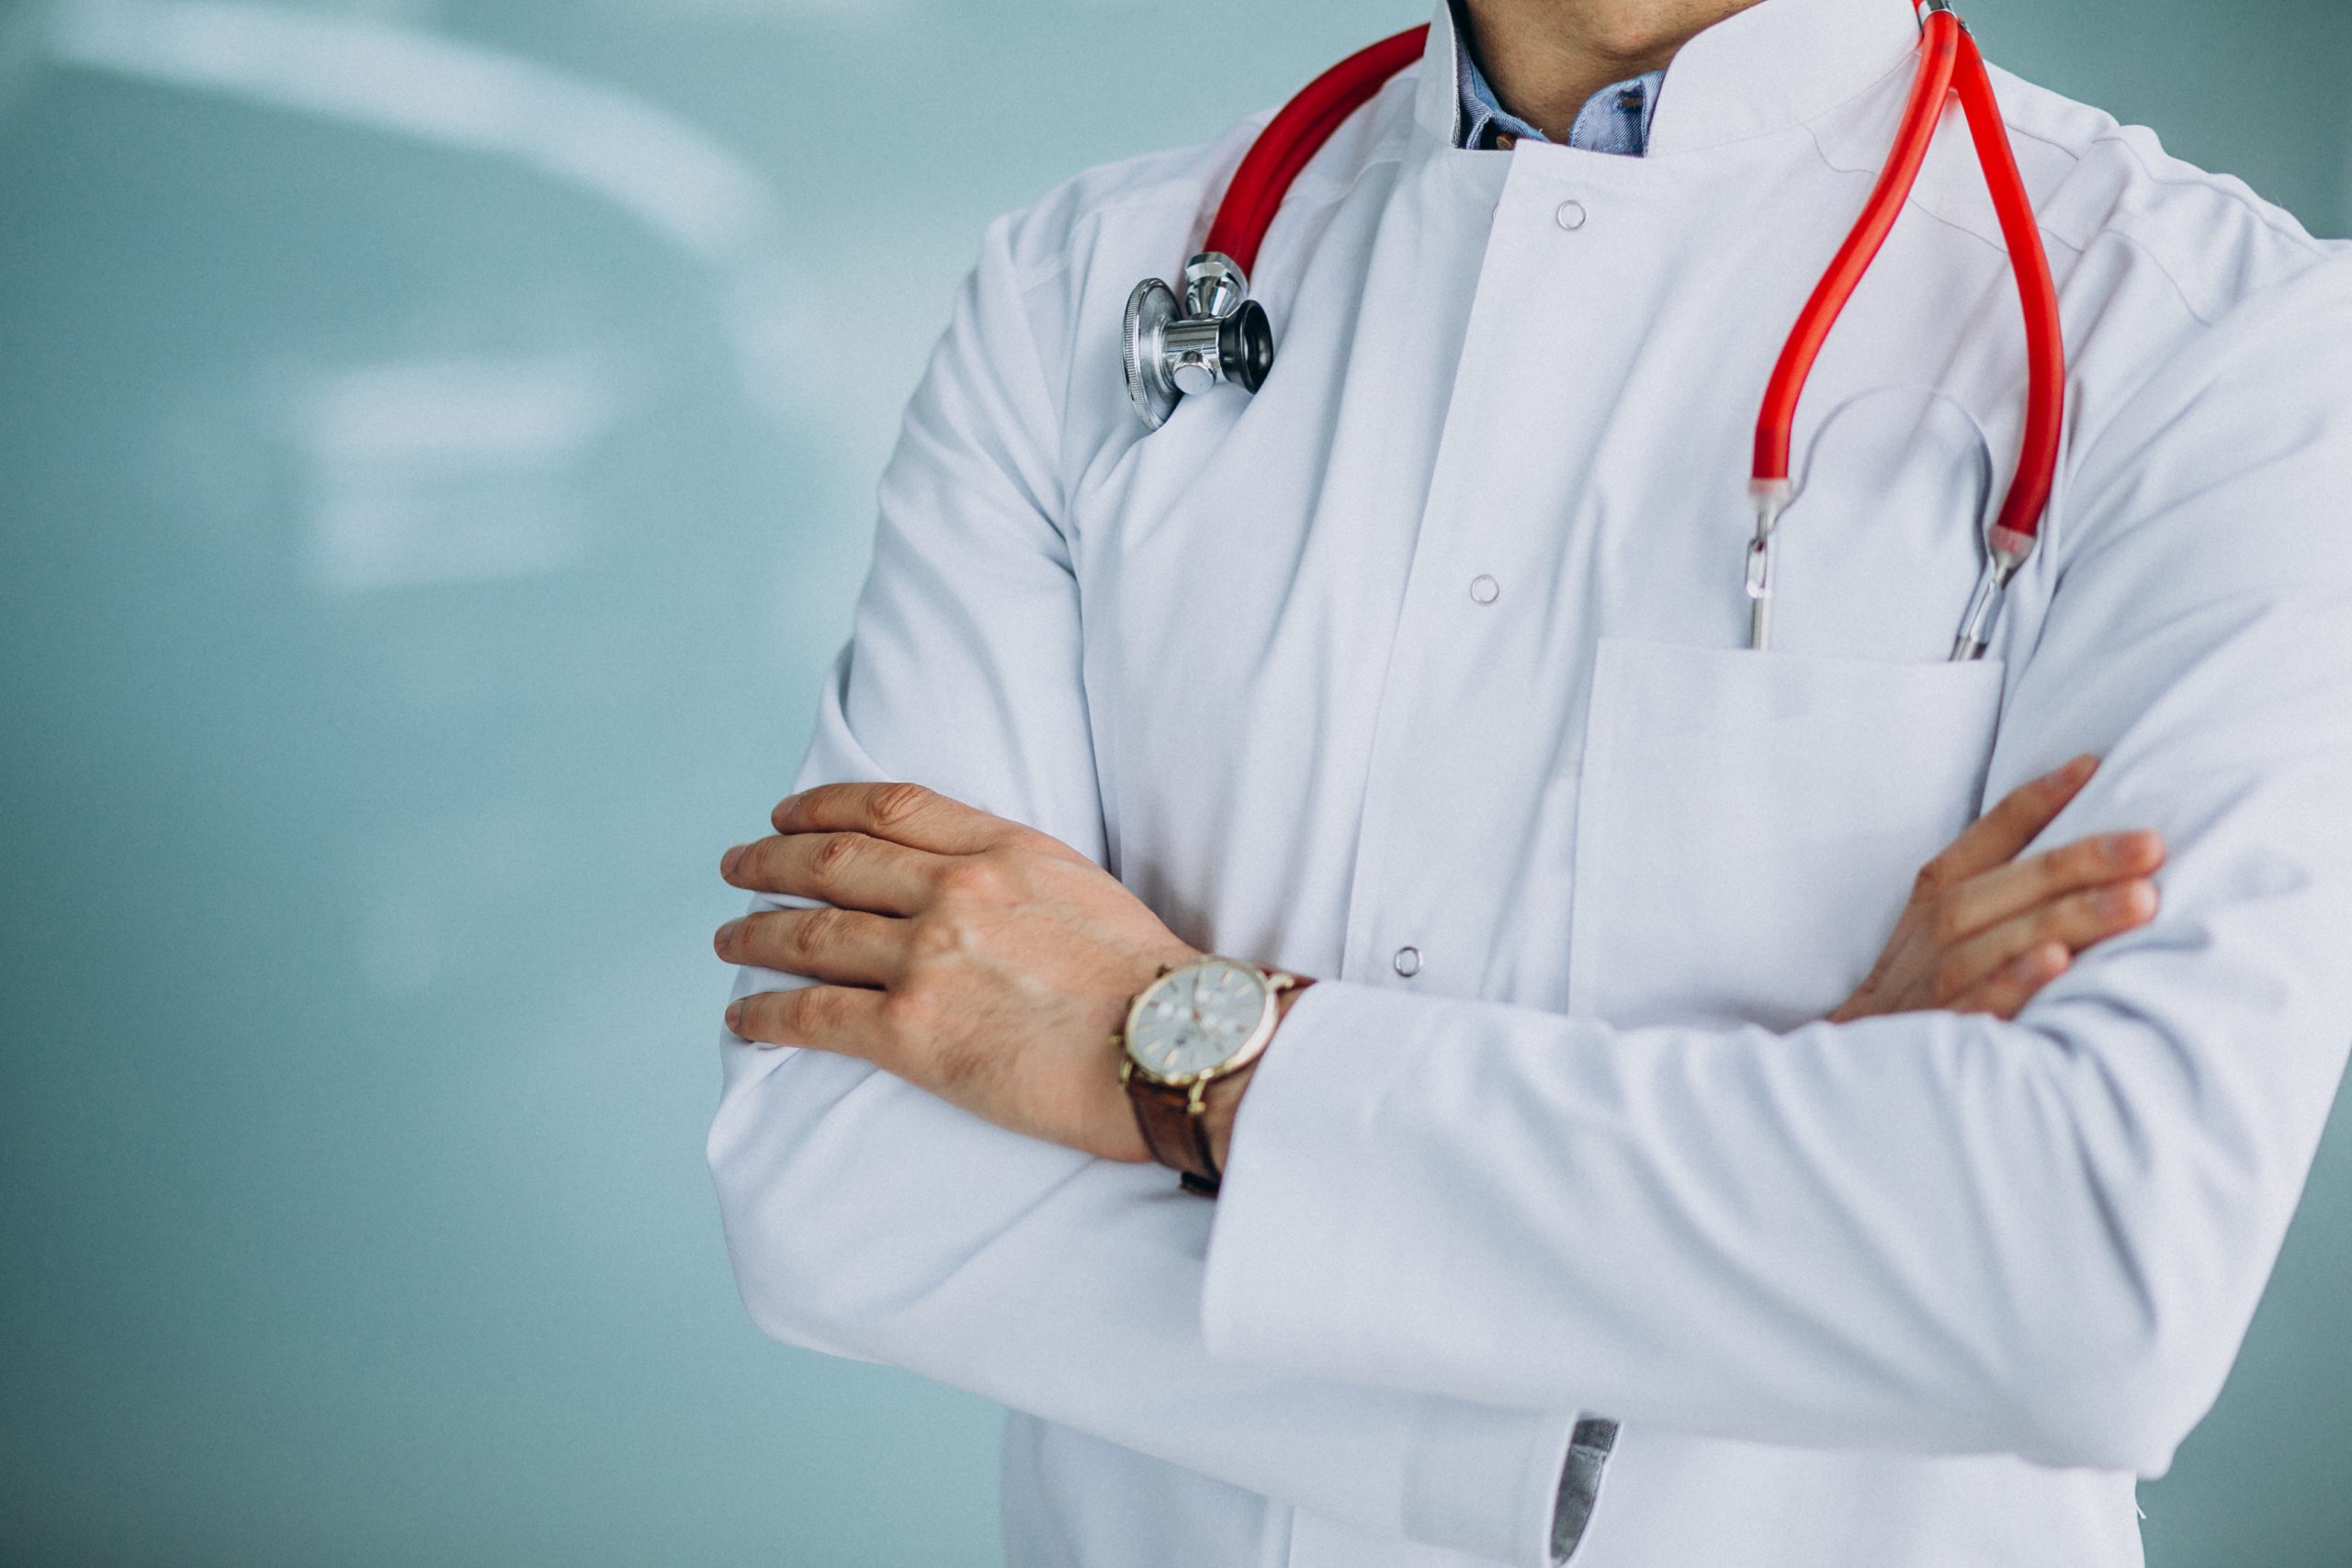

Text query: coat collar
(1413, 0), (1921, 155)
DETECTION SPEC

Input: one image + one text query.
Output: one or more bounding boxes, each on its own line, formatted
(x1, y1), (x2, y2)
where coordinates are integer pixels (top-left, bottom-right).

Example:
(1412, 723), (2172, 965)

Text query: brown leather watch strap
(1121, 970), (1313, 1198)
(1126, 1077), (1223, 1196)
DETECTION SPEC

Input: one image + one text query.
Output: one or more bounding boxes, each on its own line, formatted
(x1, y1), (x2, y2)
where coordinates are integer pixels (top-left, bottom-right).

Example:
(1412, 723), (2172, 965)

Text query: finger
(1932, 829), (2165, 942)
(1934, 877), (2159, 1003)
(1915, 754), (2098, 896)
(716, 907), (908, 987)
(1949, 941), (2072, 1019)
(773, 783), (1028, 856)
(721, 832), (940, 915)
(725, 984), (888, 1055)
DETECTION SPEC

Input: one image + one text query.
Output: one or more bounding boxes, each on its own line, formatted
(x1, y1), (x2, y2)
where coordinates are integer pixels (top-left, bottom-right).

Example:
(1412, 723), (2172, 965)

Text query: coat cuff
(1204, 980), (1586, 1566)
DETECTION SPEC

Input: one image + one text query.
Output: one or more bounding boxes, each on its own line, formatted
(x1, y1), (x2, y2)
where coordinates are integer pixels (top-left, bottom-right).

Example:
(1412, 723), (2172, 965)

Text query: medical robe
(709, 0), (2352, 1562)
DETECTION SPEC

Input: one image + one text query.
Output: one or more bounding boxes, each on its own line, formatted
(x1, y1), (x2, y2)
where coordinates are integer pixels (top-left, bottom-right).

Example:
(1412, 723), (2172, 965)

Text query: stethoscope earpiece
(1123, 252), (1274, 430)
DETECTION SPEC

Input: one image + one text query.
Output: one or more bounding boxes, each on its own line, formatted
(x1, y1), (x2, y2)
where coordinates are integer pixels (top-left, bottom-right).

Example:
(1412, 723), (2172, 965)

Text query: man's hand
(715, 784), (1196, 1162)
(1834, 754), (2164, 1023)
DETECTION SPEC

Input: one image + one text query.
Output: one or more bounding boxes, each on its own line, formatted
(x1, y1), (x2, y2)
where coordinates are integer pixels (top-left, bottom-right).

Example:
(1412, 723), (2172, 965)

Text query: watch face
(1125, 959), (1270, 1082)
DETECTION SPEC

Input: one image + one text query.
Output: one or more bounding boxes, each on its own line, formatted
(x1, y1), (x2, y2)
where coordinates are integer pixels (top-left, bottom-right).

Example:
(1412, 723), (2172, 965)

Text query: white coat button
(1555, 199), (1588, 231)
(1392, 945), (1422, 977)
(1469, 574), (1500, 604)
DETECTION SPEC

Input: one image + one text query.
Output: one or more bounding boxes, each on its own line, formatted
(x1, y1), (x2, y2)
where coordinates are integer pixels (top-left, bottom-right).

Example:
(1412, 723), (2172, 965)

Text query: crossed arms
(707, 224), (2352, 1564)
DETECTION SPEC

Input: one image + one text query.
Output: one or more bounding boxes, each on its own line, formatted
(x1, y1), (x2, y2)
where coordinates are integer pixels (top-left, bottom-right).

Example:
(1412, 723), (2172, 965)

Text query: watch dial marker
(1127, 960), (1270, 1079)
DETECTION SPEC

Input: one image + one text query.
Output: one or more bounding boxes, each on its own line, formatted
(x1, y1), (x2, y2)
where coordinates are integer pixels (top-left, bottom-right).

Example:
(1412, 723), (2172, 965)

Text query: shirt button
(1469, 574), (1500, 604)
(1392, 945), (1423, 978)
(1555, 199), (1588, 231)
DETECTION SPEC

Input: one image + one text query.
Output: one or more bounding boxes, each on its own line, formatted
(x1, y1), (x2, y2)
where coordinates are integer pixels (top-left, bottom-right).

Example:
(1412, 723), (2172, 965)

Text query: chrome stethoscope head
(1123, 252), (1275, 430)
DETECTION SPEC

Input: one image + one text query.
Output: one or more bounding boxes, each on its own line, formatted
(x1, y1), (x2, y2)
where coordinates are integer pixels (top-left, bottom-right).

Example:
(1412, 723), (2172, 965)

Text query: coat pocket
(1566, 639), (2005, 1032)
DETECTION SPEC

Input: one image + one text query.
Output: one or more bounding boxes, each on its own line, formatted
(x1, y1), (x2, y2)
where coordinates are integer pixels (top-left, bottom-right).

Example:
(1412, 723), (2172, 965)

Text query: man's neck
(1459, 0), (1768, 142)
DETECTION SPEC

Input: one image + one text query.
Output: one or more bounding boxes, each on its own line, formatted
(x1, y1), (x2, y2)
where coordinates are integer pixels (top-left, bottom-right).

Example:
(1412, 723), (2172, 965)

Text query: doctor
(707, 0), (2352, 1563)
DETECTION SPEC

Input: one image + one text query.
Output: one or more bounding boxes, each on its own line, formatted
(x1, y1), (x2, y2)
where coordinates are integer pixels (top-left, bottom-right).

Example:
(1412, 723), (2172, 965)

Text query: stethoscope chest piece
(1123, 252), (1274, 430)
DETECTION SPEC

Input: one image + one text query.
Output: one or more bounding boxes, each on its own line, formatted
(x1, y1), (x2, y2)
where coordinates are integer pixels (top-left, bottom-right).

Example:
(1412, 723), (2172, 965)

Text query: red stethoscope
(1121, 0), (2064, 660)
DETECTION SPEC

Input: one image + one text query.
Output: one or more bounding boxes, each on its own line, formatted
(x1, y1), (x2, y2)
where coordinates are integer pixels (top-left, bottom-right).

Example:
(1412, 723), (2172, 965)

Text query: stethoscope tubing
(1128, 1), (2067, 662)
(1202, 26), (1430, 278)
(1751, 10), (1961, 490)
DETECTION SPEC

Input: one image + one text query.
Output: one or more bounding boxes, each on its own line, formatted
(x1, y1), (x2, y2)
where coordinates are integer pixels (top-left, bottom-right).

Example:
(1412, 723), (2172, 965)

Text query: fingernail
(2101, 830), (2154, 865)
(724, 1000), (745, 1032)
(721, 843), (749, 876)
(715, 919), (741, 953)
(2011, 945), (2058, 980)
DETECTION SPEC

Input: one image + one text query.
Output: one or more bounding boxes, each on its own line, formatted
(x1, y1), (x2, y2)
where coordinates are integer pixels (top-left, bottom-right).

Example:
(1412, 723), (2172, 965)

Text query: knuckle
(1912, 858), (1951, 899)
(788, 985), (842, 1038)
(734, 839), (777, 887)
(877, 984), (935, 1049)
(787, 907), (843, 964)
(726, 912), (770, 963)
(909, 914), (967, 962)
(939, 854), (1009, 903)
(808, 831), (862, 886)
(869, 782), (933, 830)
(1001, 823), (1062, 860)
(772, 989), (813, 1041)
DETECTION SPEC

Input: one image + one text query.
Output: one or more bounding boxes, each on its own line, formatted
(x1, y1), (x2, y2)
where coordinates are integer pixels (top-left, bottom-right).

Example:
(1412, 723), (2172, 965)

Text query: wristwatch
(1116, 957), (1309, 1196)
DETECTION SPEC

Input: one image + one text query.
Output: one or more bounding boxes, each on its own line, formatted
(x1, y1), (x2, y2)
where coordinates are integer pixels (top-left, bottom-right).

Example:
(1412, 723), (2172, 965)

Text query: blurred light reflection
(44, 0), (810, 418)
(298, 354), (620, 591)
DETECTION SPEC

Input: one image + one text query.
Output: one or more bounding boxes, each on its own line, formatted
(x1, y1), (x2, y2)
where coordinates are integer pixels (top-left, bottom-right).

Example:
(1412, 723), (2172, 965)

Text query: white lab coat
(707, 0), (2352, 1562)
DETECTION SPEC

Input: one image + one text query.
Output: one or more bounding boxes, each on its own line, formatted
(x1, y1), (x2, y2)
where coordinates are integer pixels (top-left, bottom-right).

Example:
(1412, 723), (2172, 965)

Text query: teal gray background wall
(2, 1), (2346, 1562)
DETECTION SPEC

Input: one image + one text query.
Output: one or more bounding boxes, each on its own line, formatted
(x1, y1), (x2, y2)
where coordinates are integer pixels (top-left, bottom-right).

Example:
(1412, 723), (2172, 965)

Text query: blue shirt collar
(1451, 3), (1666, 154)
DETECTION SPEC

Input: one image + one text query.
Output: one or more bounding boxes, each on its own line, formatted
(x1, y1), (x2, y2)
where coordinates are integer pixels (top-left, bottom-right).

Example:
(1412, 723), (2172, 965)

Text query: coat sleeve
(707, 211), (1580, 1568)
(1200, 261), (2352, 1480)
